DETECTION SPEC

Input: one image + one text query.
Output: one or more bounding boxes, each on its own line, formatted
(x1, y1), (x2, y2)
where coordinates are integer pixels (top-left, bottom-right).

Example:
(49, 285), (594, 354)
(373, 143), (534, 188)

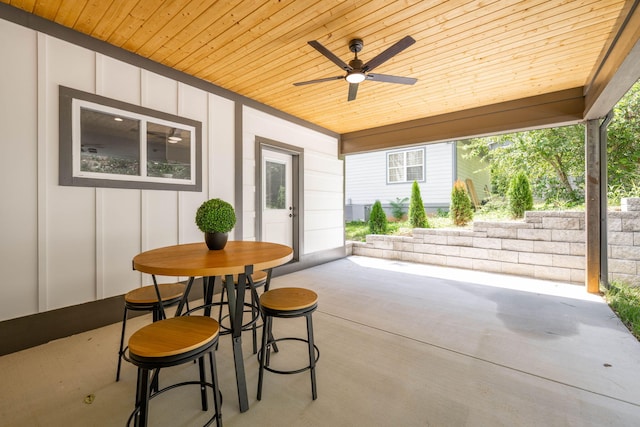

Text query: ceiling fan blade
(308, 40), (352, 71)
(367, 73), (417, 85)
(347, 83), (359, 101)
(362, 36), (416, 72)
(293, 75), (344, 86)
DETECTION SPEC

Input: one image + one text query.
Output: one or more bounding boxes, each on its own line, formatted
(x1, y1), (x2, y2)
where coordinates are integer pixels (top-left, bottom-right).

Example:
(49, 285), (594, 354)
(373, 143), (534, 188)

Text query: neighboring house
(345, 141), (490, 221)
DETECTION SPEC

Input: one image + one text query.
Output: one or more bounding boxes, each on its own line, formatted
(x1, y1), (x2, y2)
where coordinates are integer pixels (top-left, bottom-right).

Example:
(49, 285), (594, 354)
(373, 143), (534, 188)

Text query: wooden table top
(133, 241), (293, 277)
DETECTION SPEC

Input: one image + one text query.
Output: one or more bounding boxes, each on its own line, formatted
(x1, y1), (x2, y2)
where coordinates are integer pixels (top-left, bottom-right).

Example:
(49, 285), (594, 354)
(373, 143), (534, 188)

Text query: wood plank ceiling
(1, 0), (635, 142)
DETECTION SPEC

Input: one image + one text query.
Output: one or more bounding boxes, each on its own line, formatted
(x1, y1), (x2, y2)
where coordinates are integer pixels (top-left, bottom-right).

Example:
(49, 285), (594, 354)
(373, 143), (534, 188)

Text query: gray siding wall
(345, 142), (455, 212)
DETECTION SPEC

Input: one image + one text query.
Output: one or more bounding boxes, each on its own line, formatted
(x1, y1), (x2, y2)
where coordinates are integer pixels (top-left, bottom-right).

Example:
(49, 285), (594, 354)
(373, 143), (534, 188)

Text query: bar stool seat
(257, 287), (319, 401)
(116, 283), (186, 382)
(126, 316), (222, 427)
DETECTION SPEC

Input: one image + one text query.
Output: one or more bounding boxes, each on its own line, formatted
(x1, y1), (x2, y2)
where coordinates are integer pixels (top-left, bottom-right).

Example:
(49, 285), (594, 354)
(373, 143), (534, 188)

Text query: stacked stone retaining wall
(349, 198), (640, 285)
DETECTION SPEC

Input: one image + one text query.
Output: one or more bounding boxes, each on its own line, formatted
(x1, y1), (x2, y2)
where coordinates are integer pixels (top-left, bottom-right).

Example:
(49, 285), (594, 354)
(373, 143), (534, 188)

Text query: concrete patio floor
(1, 256), (639, 426)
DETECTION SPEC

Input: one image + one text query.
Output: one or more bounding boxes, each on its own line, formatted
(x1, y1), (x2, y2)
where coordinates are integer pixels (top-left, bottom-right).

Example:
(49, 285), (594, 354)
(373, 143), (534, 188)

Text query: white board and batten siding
(0, 17), (341, 322)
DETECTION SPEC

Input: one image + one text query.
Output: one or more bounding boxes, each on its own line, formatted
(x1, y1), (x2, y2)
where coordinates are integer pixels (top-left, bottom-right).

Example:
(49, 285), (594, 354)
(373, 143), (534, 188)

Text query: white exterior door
(262, 150), (293, 246)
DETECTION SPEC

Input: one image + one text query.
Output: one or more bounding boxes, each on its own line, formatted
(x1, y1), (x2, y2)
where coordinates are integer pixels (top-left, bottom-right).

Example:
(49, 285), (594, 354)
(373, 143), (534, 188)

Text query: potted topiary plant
(195, 198), (237, 250)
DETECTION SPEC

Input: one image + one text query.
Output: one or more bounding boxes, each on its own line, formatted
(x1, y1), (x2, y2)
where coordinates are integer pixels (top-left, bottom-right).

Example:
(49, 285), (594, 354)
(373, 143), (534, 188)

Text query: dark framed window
(59, 86), (202, 191)
(387, 147), (425, 183)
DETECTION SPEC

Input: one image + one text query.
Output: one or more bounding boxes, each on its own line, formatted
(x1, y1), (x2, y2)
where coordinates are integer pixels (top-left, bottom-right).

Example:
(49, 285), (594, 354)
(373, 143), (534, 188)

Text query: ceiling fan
(293, 36), (417, 101)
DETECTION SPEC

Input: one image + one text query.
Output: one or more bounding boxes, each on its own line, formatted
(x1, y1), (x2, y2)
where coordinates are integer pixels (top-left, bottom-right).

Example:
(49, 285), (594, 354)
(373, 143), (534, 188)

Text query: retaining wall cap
(525, 211), (584, 218)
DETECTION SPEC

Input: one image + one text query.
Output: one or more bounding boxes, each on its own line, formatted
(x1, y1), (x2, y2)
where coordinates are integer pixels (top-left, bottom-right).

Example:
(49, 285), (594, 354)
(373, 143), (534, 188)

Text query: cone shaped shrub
(408, 181), (429, 228)
(450, 179), (474, 226)
(508, 171), (533, 218)
(368, 200), (388, 234)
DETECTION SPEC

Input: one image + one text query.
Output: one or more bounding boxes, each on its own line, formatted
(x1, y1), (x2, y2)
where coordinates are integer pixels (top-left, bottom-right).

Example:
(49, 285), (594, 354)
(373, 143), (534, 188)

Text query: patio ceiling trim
(584, 0), (640, 119)
(340, 87), (585, 155)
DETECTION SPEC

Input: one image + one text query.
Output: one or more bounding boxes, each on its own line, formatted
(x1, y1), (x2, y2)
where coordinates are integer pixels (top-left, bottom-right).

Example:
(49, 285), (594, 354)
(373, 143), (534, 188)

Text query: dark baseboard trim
(0, 279), (205, 357)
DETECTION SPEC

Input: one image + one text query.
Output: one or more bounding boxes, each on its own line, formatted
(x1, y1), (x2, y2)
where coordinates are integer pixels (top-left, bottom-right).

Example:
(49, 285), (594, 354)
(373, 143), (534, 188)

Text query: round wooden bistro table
(132, 241), (293, 413)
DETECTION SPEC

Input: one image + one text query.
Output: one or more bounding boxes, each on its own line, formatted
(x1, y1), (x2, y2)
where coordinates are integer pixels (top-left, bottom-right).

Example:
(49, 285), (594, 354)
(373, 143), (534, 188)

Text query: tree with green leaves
(607, 80), (640, 198)
(508, 171), (533, 218)
(368, 200), (388, 234)
(462, 80), (640, 206)
(450, 180), (474, 226)
(464, 124), (584, 204)
(408, 181), (429, 228)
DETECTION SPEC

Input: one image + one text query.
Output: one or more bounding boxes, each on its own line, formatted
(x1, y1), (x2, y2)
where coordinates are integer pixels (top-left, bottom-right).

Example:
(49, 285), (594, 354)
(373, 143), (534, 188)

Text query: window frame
(386, 147), (426, 184)
(59, 86), (202, 192)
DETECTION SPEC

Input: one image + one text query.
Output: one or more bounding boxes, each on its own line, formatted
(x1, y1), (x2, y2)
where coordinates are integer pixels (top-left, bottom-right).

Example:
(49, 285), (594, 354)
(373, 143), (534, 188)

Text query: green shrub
(408, 181), (429, 228)
(450, 179), (474, 226)
(368, 200), (388, 234)
(436, 208), (449, 218)
(608, 176), (640, 206)
(389, 197), (408, 221)
(508, 171), (533, 218)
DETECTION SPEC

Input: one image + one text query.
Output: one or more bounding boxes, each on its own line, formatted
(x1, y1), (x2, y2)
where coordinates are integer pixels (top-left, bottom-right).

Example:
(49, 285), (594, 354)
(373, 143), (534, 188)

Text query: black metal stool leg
(261, 270), (279, 353)
(257, 298), (279, 354)
(251, 288), (258, 354)
(307, 313), (317, 400)
(217, 286), (226, 325)
(198, 356), (208, 411)
(257, 315), (272, 401)
(116, 306), (129, 381)
(135, 367), (151, 427)
(208, 350), (223, 427)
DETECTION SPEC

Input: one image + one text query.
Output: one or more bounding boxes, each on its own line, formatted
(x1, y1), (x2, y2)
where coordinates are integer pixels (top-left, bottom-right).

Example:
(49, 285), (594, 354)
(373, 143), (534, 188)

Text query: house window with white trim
(387, 148), (425, 183)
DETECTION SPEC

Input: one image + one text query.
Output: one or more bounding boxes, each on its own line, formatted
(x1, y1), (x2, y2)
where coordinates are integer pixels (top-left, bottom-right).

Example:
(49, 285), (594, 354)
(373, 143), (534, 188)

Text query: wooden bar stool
(257, 287), (319, 401)
(116, 283), (186, 382)
(126, 316), (222, 427)
(219, 270), (270, 354)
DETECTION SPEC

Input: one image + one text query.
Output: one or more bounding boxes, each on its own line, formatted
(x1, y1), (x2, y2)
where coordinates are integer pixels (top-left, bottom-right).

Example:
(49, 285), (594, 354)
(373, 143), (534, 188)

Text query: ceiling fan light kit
(294, 36), (417, 101)
(346, 72), (366, 84)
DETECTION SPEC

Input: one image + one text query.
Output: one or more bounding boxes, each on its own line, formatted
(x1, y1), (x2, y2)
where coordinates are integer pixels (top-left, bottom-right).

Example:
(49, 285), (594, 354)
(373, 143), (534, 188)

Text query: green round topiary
(195, 198), (236, 233)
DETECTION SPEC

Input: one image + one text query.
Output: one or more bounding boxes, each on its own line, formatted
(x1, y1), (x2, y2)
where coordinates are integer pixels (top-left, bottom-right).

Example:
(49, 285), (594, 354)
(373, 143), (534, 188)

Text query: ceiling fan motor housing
(349, 39), (364, 53)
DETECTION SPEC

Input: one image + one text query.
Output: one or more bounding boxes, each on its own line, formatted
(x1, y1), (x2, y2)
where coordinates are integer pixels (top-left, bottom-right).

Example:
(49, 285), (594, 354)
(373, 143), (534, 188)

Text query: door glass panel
(265, 160), (286, 209)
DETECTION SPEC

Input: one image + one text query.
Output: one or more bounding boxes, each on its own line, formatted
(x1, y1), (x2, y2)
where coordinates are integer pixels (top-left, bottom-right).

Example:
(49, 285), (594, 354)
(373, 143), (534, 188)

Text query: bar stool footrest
(126, 381), (223, 427)
(218, 303), (262, 335)
(258, 337), (319, 375)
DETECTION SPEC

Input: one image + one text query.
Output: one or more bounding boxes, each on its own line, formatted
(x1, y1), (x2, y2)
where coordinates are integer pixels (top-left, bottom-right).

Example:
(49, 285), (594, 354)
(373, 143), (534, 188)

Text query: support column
(599, 114), (613, 289)
(585, 120), (602, 293)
